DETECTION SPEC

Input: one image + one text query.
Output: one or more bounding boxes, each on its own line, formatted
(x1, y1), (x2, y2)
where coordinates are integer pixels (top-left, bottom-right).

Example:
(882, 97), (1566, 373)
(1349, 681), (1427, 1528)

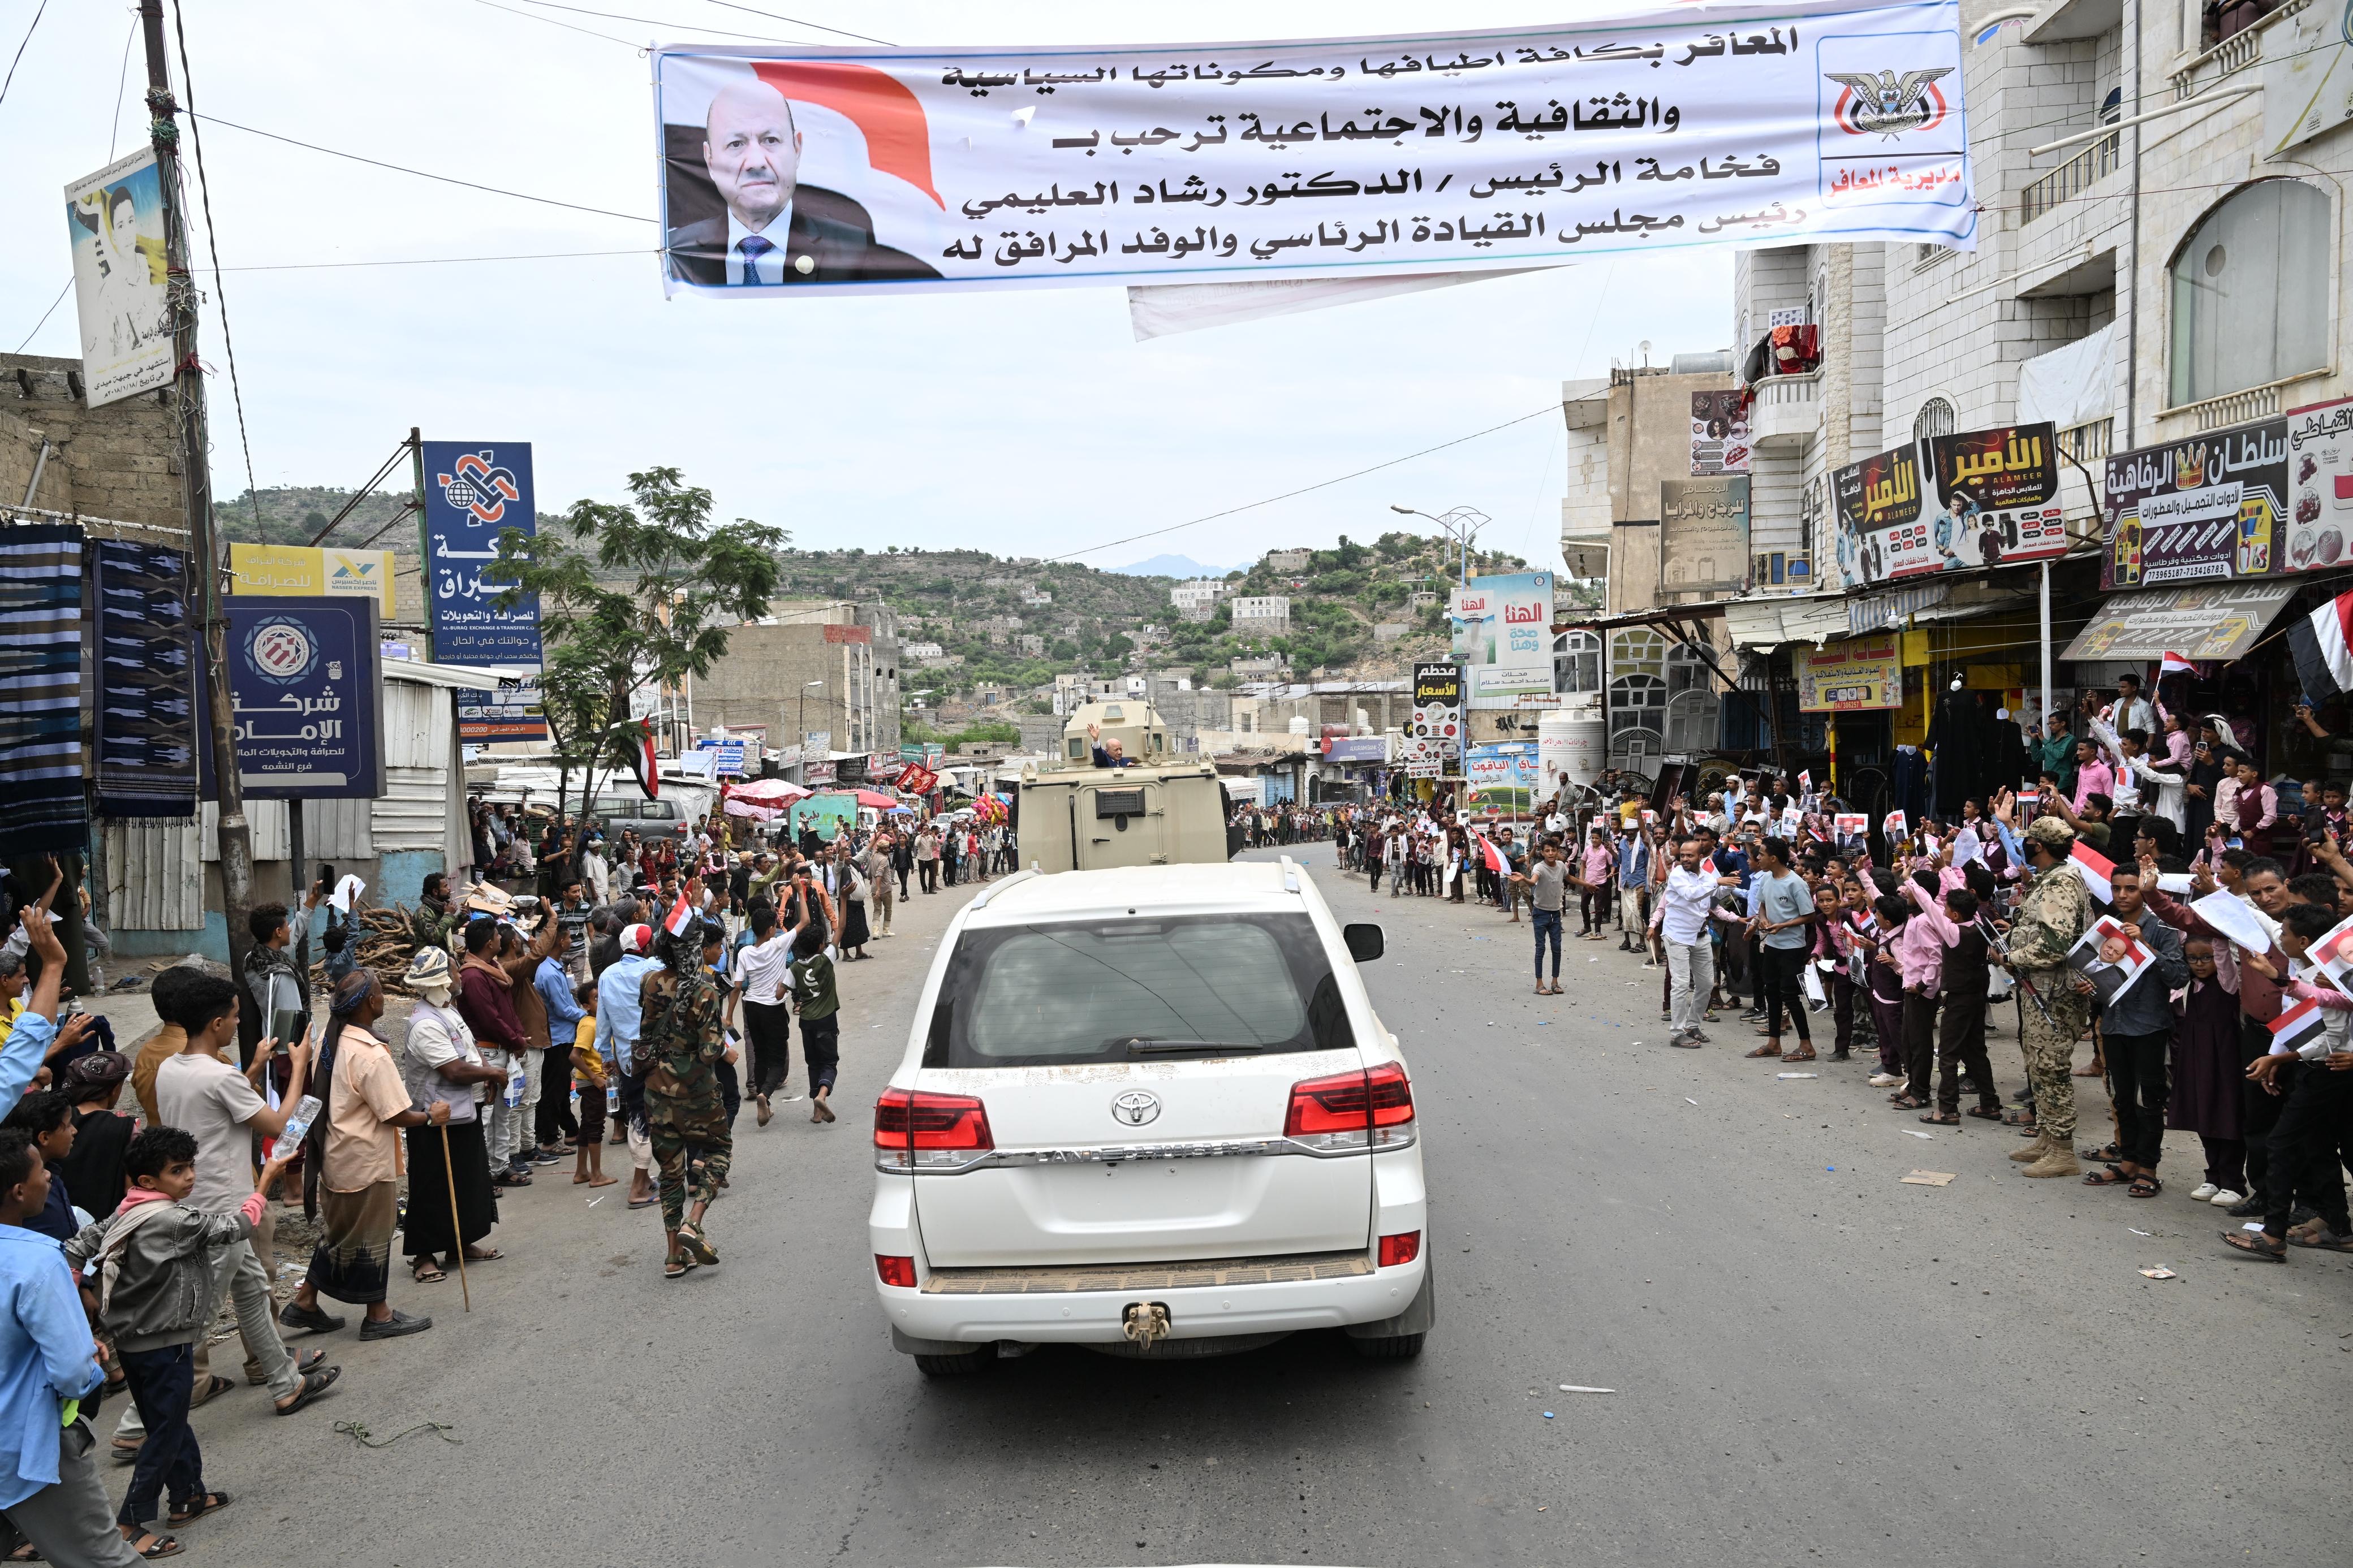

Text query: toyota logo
(1110, 1090), (1161, 1127)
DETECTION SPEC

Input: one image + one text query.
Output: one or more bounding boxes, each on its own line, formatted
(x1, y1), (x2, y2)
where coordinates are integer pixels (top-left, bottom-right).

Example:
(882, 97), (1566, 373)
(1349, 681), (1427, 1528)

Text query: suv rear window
(924, 913), (1350, 1068)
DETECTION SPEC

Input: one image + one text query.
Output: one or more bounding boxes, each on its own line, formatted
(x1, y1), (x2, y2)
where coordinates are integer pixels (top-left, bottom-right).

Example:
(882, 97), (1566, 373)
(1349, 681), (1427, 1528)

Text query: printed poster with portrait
(1918, 422), (2064, 569)
(1690, 391), (1752, 476)
(649, 0), (1975, 300)
(1829, 442), (1924, 587)
(64, 149), (170, 409)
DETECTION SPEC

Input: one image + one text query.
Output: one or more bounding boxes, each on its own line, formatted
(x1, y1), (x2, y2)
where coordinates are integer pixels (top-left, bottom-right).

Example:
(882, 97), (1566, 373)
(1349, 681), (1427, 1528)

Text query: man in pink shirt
(2073, 738), (2114, 815)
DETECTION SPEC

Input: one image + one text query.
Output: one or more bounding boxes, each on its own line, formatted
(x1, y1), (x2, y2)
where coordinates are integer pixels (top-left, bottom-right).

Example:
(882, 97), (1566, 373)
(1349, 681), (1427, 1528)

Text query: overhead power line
(703, 1), (894, 45)
(0, 0), (46, 112)
(1045, 405), (1562, 564)
(191, 110), (656, 223)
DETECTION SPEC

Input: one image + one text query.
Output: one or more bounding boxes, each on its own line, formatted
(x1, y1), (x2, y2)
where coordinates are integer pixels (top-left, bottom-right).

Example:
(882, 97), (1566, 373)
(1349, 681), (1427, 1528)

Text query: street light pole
(1390, 504), (1491, 586)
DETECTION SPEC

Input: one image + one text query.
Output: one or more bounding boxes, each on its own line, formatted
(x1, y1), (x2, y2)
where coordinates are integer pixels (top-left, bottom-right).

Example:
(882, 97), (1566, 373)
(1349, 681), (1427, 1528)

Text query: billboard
(457, 668), (549, 743)
(2100, 420), (2287, 589)
(64, 150), (171, 409)
(1690, 391), (1752, 476)
(1464, 741), (1540, 806)
(1409, 663), (1464, 761)
(229, 543), (398, 619)
(1918, 422), (2065, 570)
(1829, 440), (1923, 587)
(221, 598), (385, 800)
(1658, 477), (1751, 595)
(650, 0), (1972, 300)
(421, 440), (542, 663)
(1451, 571), (1556, 706)
(2285, 396), (2353, 574)
(1797, 634), (1902, 711)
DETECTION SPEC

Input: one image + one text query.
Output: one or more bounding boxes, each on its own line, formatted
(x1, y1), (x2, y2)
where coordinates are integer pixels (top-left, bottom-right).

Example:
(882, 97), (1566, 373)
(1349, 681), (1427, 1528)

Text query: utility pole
(140, 0), (257, 1016)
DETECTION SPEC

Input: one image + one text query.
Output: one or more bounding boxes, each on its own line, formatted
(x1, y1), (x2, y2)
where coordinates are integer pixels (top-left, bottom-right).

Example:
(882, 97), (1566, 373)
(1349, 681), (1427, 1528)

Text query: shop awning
(2059, 581), (2299, 662)
(1723, 595), (1855, 651)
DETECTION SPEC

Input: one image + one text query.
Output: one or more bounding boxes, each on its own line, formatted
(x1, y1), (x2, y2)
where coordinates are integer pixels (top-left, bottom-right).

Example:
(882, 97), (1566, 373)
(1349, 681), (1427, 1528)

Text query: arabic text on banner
(1450, 572), (1556, 707)
(420, 440), (542, 665)
(2100, 421), (2288, 590)
(1830, 424), (2061, 588)
(652, 0), (1972, 297)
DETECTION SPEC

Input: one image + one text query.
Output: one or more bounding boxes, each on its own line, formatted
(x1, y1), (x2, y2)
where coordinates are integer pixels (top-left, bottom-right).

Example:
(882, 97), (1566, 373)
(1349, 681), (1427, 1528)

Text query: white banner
(64, 149), (172, 408)
(652, 0), (1972, 298)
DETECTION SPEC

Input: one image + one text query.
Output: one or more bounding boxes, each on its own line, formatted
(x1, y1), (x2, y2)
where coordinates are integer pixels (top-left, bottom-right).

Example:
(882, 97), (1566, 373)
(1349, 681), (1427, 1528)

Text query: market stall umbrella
(729, 777), (811, 804)
(851, 789), (902, 810)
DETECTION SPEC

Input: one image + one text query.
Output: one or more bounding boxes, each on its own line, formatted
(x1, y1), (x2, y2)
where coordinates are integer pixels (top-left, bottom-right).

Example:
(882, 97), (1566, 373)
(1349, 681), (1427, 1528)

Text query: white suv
(868, 857), (1431, 1375)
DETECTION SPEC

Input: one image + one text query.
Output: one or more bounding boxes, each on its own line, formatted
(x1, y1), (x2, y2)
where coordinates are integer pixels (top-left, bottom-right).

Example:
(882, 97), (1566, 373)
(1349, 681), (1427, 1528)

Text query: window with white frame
(2168, 179), (2331, 407)
(1552, 629), (1602, 694)
(1913, 397), (1956, 442)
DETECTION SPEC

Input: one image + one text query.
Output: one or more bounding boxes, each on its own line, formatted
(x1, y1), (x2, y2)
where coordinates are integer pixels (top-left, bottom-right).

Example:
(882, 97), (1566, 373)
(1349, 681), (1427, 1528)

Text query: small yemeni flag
(1476, 833), (1506, 875)
(2287, 589), (2353, 702)
(2069, 840), (2114, 903)
(2159, 651), (2201, 679)
(2270, 995), (2328, 1058)
(626, 718), (660, 800)
(662, 892), (696, 937)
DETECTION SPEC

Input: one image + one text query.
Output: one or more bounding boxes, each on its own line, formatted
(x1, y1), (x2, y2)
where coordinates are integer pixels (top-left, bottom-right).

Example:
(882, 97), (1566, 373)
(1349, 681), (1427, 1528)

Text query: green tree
(489, 466), (786, 862)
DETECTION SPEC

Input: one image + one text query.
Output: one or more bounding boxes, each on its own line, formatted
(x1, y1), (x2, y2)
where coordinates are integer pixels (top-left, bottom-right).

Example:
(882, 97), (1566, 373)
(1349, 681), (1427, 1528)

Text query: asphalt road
(177, 845), (2350, 1568)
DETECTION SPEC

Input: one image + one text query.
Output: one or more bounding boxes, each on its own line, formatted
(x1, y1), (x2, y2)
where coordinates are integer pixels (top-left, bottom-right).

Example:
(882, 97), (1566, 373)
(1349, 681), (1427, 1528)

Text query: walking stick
(438, 1124), (471, 1312)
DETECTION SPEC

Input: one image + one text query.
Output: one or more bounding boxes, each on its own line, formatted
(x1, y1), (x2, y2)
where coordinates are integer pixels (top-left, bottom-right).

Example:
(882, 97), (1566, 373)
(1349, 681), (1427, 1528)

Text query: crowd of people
(0, 794), (972, 1562)
(1347, 682), (2353, 1264)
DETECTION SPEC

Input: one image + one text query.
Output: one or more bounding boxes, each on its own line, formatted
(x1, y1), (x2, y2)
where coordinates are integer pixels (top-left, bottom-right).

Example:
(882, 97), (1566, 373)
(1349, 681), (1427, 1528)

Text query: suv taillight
(1284, 1061), (1415, 1151)
(874, 1087), (994, 1171)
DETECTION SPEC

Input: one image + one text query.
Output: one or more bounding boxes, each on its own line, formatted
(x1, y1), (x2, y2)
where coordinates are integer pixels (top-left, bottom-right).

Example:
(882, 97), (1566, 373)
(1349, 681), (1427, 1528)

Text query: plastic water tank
(1537, 699), (1606, 797)
(1288, 715), (1312, 736)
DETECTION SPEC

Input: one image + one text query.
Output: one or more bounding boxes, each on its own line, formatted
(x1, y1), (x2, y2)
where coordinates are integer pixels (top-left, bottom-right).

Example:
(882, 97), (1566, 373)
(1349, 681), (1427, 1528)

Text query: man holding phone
(242, 901), (314, 1059)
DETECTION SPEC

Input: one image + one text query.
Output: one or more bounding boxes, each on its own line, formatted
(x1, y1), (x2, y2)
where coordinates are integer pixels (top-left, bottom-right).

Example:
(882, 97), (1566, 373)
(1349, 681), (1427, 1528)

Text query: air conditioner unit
(1750, 551), (1815, 588)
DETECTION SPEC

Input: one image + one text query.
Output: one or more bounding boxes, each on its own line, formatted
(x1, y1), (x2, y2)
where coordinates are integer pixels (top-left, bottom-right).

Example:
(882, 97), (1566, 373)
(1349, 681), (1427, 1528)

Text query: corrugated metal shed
(104, 820), (202, 931)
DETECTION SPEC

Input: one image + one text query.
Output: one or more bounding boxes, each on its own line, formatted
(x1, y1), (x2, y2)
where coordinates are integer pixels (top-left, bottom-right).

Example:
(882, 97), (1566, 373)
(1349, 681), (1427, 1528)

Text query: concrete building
(1229, 594), (1292, 637)
(1170, 577), (1229, 619)
(1262, 548), (1313, 573)
(690, 599), (902, 755)
(2, 353), (183, 526)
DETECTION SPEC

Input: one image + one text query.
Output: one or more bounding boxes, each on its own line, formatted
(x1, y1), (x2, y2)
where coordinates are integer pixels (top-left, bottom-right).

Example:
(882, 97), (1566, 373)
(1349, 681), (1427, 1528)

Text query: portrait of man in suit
(665, 77), (940, 287)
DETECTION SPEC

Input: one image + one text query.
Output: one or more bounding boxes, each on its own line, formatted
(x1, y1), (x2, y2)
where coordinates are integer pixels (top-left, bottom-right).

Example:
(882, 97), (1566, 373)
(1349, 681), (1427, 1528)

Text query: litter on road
(1558, 1385), (1616, 1393)
(2139, 1267), (2179, 1280)
(1776, 1072), (1818, 1079)
(1902, 1129), (1933, 1139)
(1901, 1170), (1957, 1187)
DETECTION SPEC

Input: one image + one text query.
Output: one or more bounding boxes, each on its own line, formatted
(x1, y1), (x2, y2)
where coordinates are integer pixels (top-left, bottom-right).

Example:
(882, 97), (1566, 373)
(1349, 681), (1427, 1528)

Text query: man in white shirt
(734, 906), (796, 1125)
(1650, 839), (1737, 1048)
(151, 983), (337, 1418)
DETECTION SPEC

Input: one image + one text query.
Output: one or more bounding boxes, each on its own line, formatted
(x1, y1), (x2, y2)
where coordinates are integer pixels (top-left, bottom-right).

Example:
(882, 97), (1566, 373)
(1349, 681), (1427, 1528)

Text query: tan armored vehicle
(1016, 698), (1239, 871)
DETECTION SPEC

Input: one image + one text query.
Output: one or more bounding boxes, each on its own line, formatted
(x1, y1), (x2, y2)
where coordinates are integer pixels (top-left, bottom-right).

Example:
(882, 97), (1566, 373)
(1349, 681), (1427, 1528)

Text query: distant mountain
(1112, 554), (1235, 579)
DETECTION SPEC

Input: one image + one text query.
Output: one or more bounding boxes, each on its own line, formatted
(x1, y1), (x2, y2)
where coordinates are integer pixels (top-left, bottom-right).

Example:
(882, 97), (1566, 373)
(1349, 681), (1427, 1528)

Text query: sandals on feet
(273, 1366), (339, 1416)
(2222, 1230), (2287, 1262)
(169, 1492), (231, 1527)
(120, 1533), (178, 1561)
(1746, 1042), (1783, 1059)
(1918, 1111), (1960, 1125)
(411, 1258), (447, 1284)
(2083, 1165), (2133, 1187)
(665, 1254), (699, 1281)
(1966, 1105), (2005, 1120)
(2287, 1226), (2353, 1252)
(2127, 1176), (2163, 1198)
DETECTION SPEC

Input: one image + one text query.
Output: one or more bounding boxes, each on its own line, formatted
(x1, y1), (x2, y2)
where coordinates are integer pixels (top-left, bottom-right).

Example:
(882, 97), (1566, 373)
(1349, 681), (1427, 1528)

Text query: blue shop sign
(421, 439), (541, 663)
(224, 598), (385, 799)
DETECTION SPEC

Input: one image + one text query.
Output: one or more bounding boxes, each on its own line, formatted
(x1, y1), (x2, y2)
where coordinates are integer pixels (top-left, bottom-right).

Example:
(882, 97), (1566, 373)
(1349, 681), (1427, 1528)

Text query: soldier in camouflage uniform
(2002, 815), (2095, 1177)
(639, 918), (734, 1276)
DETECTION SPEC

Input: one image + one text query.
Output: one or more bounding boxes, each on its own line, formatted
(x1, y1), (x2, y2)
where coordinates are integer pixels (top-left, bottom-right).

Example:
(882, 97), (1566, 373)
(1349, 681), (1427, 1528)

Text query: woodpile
(307, 906), (424, 995)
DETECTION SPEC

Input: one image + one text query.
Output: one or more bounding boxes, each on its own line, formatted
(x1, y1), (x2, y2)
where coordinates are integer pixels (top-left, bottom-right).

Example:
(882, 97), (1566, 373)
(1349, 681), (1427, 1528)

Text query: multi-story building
(1261, 548), (1313, 573)
(691, 598), (902, 756)
(1229, 594), (1292, 638)
(1565, 0), (2353, 793)
(1170, 577), (1229, 619)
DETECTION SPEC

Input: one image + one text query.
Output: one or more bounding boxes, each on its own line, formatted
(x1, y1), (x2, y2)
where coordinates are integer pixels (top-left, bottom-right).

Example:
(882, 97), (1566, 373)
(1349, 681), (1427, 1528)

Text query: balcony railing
(1752, 369), (1823, 408)
(2164, 367), (2333, 431)
(2173, 0), (2307, 97)
(2019, 131), (2120, 225)
(2056, 418), (2113, 463)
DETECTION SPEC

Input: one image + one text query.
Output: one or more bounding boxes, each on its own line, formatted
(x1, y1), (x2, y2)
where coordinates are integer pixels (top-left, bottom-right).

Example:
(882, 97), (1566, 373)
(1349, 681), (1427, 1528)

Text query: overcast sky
(2, 0), (1731, 572)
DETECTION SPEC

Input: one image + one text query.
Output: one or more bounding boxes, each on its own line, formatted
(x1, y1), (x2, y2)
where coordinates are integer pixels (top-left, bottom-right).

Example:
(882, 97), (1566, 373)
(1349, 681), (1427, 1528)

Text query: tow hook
(1122, 1302), (1171, 1350)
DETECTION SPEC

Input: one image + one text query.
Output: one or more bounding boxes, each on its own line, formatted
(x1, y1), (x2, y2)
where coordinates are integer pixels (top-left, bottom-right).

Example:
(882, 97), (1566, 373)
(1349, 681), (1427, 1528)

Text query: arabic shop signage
(222, 597), (384, 800)
(1797, 634), (1902, 711)
(1830, 425), (2062, 588)
(2100, 418), (2288, 590)
(651, 0), (1973, 300)
(1659, 476), (1750, 594)
(1450, 572), (1556, 706)
(2284, 396), (2353, 575)
(421, 439), (541, 664)
(227, 543), (398, 618)
(1410, 662), (1464, 754)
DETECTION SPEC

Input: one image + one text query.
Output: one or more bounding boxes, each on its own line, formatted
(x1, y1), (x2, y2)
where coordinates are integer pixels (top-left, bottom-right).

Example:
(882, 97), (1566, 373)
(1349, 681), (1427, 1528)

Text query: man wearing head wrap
(2001, 813), (2096, 1178)
(397, 950), (510, 1283)
(57, 1051), (136, 1219)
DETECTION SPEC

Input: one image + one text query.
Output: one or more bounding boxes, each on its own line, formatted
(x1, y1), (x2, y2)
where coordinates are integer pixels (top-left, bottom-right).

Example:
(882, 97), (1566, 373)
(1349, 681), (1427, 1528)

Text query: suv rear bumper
(877, 1251), (1429, 1346)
